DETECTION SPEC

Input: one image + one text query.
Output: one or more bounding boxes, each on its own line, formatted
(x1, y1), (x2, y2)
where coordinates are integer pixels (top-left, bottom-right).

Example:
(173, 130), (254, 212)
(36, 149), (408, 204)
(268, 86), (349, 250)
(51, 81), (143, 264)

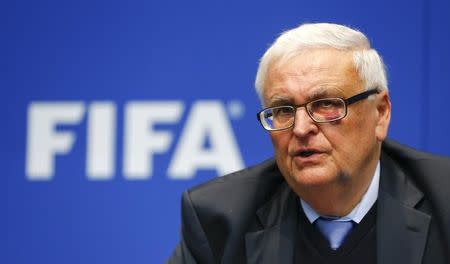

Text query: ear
(375, 90), (391, 141)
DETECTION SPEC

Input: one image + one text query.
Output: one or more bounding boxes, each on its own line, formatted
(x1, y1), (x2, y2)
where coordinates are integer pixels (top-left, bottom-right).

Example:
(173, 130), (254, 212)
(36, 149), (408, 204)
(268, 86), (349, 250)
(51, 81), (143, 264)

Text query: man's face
(263, 48), (390, 211)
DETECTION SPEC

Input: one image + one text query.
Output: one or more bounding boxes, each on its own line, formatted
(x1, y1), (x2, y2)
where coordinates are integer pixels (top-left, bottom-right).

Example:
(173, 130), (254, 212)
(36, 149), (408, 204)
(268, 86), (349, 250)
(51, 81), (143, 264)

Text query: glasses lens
(260, 106), (295, 130)
(308, 98), (346, 122)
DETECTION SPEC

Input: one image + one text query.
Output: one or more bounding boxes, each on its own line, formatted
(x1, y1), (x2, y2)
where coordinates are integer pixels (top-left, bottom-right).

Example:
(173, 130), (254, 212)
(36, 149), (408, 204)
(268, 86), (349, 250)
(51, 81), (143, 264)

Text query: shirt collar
(300, 161), (380, 224)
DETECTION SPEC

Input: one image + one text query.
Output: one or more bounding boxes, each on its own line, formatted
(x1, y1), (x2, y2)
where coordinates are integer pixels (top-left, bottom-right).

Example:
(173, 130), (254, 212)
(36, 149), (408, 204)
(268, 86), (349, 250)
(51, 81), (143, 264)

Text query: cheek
(342, 108), (377, 141)
(324, 121), (369, 160)
(328, 117), (376, 167)
(269, 133), (290, 153)
(270, 133), (292, 170)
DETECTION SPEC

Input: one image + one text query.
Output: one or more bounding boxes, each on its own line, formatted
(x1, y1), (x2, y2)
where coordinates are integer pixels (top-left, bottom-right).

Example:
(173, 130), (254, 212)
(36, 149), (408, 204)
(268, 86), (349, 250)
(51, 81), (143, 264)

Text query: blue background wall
(4, 0), (450, 263)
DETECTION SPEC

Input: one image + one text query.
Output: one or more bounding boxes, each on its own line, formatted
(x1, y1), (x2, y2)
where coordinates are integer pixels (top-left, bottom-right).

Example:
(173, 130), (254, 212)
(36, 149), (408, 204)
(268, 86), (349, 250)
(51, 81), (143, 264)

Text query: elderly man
(168, 23), (450, 263)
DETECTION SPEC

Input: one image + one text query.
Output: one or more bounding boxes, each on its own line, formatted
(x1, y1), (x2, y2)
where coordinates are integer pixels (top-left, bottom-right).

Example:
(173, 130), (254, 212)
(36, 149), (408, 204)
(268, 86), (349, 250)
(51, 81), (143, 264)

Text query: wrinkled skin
(263, 48), (391, 216)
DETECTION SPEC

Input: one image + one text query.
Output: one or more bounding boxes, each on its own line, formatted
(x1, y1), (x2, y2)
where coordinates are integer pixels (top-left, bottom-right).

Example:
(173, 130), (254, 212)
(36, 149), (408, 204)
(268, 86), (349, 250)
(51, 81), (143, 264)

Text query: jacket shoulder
(179, 159), (286, 262)
(382, 139), (450, 221)
(382, 140), (450, 171)
(186, 158), (284, 211)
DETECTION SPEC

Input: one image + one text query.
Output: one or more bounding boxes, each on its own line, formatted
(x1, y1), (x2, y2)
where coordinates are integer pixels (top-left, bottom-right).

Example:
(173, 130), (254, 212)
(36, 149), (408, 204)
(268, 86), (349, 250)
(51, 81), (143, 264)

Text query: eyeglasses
(257, 88), (380, 131)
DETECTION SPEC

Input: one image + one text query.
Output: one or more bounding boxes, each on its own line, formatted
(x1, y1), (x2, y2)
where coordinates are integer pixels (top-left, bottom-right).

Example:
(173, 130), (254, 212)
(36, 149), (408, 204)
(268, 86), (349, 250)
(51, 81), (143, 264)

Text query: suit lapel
(245, 182), (298, 264)
(244, 151), (432, 264)
(377, 153), (431, 264)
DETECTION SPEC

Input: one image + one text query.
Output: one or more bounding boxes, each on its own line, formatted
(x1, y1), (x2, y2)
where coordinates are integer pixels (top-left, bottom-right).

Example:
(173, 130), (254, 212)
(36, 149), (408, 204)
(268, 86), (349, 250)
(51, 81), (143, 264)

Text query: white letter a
(168, 101), (244, 179)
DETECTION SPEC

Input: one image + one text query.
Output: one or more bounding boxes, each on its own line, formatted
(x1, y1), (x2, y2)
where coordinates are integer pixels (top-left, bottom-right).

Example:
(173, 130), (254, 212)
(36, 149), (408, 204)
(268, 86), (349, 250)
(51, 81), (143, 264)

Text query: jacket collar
(245, 181), (298, 264)
(376, 152), (430, 264)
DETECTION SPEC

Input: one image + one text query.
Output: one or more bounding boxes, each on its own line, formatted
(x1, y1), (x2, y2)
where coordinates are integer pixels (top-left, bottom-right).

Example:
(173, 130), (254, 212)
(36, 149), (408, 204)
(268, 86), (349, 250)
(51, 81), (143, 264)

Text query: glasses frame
(257, 88), (380, 131)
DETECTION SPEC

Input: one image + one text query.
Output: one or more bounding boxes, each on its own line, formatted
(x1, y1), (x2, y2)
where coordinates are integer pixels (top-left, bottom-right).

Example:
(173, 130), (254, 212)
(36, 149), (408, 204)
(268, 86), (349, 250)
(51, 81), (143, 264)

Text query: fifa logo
(26, 100), (245, 181)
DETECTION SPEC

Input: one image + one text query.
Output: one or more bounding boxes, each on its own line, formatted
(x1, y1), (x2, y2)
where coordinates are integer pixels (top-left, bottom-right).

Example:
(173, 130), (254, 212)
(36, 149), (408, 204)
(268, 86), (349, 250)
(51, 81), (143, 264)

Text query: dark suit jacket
(168, 140), (450, 263)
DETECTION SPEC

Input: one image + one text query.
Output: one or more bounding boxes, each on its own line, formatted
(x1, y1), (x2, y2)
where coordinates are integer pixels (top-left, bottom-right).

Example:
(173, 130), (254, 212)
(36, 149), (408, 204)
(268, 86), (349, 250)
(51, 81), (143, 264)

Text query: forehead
(263, 48), (362, 106)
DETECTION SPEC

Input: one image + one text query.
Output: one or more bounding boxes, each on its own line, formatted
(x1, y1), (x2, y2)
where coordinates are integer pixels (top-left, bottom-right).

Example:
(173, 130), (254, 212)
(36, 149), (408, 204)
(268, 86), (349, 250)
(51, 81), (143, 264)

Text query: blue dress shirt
(300, 161), (380, 224)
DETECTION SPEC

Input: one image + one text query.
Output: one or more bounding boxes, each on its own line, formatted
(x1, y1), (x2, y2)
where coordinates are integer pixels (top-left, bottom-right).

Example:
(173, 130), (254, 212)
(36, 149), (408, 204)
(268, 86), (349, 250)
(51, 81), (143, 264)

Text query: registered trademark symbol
(227, 100), (245, 120)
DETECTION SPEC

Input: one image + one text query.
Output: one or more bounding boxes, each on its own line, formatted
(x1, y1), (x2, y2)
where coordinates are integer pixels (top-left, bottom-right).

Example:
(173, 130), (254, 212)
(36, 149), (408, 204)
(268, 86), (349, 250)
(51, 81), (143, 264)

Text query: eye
(311, 99), (342, 109)
(263, 112), (273, 119)
(273, 106), (294, 117)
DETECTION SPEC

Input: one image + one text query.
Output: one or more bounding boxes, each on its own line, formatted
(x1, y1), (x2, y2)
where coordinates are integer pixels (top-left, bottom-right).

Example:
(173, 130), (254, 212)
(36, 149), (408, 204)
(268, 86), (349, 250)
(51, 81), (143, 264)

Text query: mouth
(292, 148), (325, 164)
(298, 150), (317, 158)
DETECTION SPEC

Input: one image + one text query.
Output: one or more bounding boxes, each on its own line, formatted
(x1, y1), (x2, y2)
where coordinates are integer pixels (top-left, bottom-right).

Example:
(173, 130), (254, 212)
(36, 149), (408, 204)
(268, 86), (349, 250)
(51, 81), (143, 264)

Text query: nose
(292, 107), (319, 137)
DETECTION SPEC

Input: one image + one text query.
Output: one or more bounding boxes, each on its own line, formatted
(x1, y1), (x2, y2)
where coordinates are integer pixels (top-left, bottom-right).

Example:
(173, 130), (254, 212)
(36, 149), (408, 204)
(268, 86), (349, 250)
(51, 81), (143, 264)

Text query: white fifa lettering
(123, 101), (183, 179)
(26, 102), (85, 180)
(86, 102), (116, 180)
(168, 101), (244, 179)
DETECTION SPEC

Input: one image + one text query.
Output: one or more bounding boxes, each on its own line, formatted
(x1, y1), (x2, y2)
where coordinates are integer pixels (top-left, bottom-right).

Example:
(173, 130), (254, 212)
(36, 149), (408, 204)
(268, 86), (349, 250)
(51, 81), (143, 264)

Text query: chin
(290, 165), (338, 187)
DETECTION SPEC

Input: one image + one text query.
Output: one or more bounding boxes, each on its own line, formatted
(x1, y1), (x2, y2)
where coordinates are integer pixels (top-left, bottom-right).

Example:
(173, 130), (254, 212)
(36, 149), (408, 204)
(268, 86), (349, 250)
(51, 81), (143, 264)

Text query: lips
(291, 148), (326, 164)
(298, 150), (317, 157)
(292, 148), (323, 157)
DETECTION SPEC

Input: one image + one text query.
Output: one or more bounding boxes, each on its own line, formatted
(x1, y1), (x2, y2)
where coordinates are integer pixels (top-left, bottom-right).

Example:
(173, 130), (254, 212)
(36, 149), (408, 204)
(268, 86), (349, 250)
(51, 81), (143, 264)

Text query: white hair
(255, 23), (388, 102)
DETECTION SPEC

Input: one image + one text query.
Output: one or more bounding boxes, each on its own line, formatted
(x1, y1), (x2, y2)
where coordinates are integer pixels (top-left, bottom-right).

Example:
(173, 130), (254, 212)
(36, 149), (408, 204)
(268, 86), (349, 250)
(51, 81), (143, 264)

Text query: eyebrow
(267, 87), (345, 107)
(306, 88), (345, 101)
(266, 96), (294, 107)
